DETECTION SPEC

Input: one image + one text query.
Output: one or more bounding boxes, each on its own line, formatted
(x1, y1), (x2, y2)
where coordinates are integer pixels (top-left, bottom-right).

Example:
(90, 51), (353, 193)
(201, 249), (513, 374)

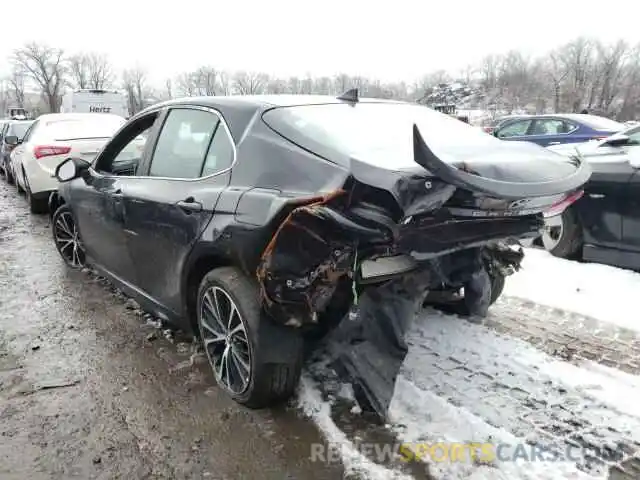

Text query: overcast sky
(2, 0), (640, 87)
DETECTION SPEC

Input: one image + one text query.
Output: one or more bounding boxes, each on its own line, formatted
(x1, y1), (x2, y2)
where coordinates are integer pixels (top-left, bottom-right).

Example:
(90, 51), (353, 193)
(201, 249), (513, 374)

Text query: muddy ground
(0, 184), (344, 480)
(4, 177), (640, 480)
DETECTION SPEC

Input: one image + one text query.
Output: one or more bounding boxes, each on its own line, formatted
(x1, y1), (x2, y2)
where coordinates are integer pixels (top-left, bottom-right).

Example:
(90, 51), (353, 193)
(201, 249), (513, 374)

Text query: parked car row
(1, 94), (590, 413)
(0, 113), (127, 213)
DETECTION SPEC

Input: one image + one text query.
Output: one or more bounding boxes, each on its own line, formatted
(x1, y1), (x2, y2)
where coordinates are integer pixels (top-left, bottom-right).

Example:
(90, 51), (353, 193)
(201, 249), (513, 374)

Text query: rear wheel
(197, 267), (304, 408)
(24, 171), (48, 214)
(52, 204), (86, 269)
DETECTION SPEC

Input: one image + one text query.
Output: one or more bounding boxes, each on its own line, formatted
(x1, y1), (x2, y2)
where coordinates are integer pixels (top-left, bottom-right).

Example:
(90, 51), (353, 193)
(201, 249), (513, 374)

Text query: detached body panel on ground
(49, 94), (590, 416)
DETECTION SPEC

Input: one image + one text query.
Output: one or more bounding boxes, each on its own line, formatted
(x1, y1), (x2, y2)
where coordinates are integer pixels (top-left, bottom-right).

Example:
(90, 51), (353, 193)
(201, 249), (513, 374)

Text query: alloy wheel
(54, 211), (85, 268)
(199, 286), (252, 394)
(541, 214), (564, 251)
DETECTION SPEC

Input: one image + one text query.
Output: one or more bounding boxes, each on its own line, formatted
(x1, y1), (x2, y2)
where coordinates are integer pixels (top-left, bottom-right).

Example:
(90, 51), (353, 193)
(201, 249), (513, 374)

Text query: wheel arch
(182, 250), (235, 335)
(48, 192), (67, 220)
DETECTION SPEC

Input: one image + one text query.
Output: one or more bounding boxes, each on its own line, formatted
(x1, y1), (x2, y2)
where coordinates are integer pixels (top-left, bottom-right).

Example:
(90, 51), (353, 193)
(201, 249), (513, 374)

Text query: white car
(8, 113), (126, 213)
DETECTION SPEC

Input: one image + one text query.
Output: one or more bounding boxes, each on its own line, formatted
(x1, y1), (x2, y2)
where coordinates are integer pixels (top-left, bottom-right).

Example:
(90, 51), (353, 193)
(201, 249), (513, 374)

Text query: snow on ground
(505, 248), (640, 333)
(300, 248), (640, 479)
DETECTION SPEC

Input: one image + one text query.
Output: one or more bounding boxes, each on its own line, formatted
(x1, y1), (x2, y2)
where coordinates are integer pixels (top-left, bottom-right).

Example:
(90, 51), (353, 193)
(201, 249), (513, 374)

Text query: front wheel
(197, 267), (304, 408)
(52, 204), (86, 269)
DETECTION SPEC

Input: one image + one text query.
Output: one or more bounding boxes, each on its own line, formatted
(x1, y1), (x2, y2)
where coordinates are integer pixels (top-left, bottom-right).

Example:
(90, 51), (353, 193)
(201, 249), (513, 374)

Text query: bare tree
(122, 67), (147, 115)
(8, 66), (27, 107)
(164, 78), (173, 100)
(233, 71), (267, 94)
(87, 53), (114, 89)
(218, 71), (232, 95)
(193, 66), (218, 95)
(12, 42), (66, 112)
(176, 72), (197, 96)
(546, 50), (569, 113)
(69, 54), (90, 88)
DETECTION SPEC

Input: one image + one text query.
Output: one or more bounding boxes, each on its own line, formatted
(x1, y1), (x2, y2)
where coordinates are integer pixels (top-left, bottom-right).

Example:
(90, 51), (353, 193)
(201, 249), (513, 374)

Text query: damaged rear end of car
(255, 100), (591, 416)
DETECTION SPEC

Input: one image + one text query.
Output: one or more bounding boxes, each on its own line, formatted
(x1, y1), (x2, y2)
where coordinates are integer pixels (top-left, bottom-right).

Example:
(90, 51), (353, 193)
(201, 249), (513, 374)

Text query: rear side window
(201, 123), (234, 176)
(21, 121), (38, 143)
(8, 122), (33, 140)
(148, 108), (221, 179)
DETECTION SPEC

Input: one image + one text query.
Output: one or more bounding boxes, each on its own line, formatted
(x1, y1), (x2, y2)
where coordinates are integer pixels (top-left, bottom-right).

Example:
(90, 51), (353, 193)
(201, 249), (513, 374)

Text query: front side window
(94, 113), (158, 175)
(496, 120), (532, 138)
(148, 108), (220, 179)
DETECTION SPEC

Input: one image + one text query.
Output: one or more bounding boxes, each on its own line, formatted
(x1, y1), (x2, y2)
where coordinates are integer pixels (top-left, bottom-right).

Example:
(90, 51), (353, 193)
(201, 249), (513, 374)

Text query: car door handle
(548, 142), (561, 145)
(176, 197), (203, 213)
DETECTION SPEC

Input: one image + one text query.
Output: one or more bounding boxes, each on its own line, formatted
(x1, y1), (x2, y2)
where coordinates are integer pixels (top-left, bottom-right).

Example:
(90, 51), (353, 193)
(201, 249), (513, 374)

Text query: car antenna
(337, 88), (359, 103)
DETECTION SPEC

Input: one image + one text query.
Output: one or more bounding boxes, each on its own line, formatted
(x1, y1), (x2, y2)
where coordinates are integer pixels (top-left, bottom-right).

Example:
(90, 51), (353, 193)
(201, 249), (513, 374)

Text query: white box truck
(61, 89), (128, 117)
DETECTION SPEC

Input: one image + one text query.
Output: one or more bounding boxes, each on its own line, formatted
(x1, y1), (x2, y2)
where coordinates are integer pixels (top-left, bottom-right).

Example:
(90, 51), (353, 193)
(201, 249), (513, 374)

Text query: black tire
(52, 204), (86, 269)
(545, 207), (582, 259)
(197, 266), (304, 408)
(426, 271), (506, 316)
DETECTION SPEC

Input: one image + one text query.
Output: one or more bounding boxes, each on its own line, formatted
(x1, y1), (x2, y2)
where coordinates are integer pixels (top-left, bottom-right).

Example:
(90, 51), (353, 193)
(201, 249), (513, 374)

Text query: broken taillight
(543, 189), (584, 218)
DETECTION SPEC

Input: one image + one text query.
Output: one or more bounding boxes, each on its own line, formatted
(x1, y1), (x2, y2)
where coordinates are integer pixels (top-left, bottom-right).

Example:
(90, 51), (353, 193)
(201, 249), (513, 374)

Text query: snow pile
(504, 248), (640, 333)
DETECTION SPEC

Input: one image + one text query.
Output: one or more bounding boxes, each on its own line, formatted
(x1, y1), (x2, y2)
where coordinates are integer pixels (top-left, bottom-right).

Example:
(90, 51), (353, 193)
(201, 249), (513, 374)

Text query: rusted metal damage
(256, 190), (355, 328)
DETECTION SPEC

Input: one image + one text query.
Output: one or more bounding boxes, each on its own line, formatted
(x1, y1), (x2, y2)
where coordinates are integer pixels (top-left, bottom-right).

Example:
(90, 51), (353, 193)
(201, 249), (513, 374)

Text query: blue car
(492, 114), (625, 147)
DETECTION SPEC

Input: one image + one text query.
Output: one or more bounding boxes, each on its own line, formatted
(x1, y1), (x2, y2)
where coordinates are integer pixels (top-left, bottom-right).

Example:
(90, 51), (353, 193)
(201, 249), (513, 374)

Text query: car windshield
(9, 122), (33, 140)
(41, 115), (125, 141)
(577, 115), (625, 132)
(262, 102), (501, 170)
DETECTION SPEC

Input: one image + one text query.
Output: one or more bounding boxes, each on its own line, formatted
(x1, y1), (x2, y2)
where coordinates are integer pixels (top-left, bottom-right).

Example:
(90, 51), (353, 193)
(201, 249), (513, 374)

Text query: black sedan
(540, 125), (640, 270)
(48, 94), (588, 412)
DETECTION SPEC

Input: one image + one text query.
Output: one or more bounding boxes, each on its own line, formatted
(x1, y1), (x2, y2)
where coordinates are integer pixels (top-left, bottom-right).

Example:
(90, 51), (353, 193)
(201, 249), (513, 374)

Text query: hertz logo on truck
(89, 106), (112, 113)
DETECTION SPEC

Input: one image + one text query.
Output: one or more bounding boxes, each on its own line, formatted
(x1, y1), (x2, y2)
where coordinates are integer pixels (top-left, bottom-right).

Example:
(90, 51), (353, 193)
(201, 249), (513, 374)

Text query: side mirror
(54, 157), (91, 182)
(4, 135), (19, 146)
(602, 135), (629, 147)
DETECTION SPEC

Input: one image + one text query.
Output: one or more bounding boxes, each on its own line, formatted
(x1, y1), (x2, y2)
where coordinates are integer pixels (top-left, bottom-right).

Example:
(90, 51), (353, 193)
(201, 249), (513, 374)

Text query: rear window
(577, 115), (625, 132)
(262, 102), (500, 170)
(40, 115), (125, 141)
(8, 122), (33, 140)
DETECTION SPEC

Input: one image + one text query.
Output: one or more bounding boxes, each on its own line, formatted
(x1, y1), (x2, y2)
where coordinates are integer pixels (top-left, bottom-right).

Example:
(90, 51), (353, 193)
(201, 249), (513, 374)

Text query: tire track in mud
(489, 296), (640, 375)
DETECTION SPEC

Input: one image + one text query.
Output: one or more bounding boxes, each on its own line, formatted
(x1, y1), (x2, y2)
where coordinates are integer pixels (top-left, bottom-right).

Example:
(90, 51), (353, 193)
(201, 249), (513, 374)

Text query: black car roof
(137, 95), (407, 144)
(150, 94), (405, 110)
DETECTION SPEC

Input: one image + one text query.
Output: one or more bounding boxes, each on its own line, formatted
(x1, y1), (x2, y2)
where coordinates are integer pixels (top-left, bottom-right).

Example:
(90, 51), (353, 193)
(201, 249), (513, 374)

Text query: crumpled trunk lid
(411, 124), (591, 200)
